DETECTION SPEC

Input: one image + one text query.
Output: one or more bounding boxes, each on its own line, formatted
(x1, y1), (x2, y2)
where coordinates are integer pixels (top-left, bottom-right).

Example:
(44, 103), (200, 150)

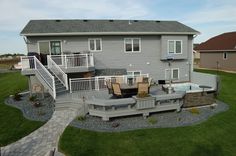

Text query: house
(195, 32), (236, 71)
(20, 19), (199, 99)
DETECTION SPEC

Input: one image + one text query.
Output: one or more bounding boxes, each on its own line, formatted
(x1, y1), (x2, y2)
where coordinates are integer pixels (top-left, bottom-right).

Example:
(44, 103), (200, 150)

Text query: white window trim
(223, 52), (228, 60)
(172, 68), (180, 80)
(124, 38), (141, 53)
(37, 40), (63, 55)
(165, 68), (179, 80)
(167, 40), (182, 54)
(88, 38), (102, 52)
(127, 70), (142, 76)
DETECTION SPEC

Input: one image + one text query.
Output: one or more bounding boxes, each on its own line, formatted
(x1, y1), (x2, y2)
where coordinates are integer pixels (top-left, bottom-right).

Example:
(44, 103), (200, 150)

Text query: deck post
(69, 78), (72, 93)
(86, 54), (89, 68)
(65, 55), (67, 69)
(34, 56), (37, 69)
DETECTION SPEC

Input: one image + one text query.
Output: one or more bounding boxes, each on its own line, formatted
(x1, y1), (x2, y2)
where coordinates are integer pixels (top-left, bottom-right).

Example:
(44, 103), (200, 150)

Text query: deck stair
(48, 70), (68, 96)
(54, 96), (88, 115)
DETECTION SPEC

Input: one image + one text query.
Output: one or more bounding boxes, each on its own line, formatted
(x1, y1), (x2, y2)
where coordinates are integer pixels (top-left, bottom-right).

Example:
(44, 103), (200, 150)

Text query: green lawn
(59, 69), (236, 156)
(0, 72), (44, 146)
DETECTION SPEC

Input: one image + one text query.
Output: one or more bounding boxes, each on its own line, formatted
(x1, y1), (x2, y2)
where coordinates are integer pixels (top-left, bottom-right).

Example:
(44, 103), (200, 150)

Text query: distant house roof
(20, 19), (199, 36)
(195, 32), (236, 52)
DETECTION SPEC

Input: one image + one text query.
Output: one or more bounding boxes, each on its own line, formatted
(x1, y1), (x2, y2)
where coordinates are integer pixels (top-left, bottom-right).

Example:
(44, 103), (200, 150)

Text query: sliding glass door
(38, 41), (62, 65)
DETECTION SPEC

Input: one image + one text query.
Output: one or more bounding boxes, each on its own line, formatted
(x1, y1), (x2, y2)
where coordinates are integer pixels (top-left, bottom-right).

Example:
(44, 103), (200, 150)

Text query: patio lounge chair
(138, 82), (149, 94)
(112, 83), (123, 98)
(115, 77), (124, 84)
(148, 78), (153, 86)
(136, 76), (143, 83)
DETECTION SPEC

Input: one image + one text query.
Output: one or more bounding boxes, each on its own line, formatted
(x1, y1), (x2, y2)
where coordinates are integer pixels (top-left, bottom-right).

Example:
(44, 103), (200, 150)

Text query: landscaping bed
(70, 100), (228, 132)
(5, 93), (54, 121)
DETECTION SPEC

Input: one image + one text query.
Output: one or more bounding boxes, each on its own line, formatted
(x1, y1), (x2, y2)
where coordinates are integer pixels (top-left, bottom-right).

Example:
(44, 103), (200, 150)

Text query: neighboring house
(20, 19), (199, 98)
(195, 32), (236, 71)
(193, 43), (200, 68)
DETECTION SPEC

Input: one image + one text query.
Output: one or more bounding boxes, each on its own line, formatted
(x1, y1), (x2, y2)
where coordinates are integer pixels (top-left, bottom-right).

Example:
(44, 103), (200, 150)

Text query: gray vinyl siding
(26, 35), (193, 82)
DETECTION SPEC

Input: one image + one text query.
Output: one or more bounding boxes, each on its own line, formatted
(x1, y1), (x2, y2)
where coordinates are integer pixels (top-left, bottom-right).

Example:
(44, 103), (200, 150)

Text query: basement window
(223, 52), (228, 60)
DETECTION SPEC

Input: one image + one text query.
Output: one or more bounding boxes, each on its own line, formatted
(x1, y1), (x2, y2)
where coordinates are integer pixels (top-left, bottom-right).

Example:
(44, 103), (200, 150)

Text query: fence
(69, 74), (149, 93)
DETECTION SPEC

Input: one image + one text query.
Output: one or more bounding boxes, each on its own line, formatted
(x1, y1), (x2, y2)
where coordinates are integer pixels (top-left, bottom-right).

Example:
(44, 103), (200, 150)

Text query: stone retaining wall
(183, 92), (216, 108)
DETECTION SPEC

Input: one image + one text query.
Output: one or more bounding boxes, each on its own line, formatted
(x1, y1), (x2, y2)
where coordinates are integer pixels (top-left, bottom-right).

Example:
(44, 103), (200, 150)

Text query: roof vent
(83, 20), (88, 22)
(134, 20), (139, 22)
(109, 20), (114, 22)
(55, 20), (61, 22)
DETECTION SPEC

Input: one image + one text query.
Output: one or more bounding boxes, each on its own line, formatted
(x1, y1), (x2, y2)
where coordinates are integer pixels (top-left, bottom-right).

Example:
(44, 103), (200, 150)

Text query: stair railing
(34, 56), (56, 99)
(47, 56), (69, 90)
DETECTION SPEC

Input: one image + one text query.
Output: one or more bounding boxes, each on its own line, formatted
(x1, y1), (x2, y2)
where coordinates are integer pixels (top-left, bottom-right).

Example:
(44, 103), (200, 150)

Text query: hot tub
(163, 83), (216, 108)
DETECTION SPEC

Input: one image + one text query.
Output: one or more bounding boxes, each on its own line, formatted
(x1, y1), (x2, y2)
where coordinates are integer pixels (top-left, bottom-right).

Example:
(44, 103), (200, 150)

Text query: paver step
(56, 86), (67, 92)
(56, 90), (69, 96)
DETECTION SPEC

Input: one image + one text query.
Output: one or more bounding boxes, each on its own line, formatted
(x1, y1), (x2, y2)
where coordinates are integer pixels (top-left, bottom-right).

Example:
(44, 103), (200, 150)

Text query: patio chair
(106, 80), (113, 94)
(112, 83), (123, 98)
(137, 82), (149, 94)
(136, 76), (143, 83)
(115, 77), (124, 84)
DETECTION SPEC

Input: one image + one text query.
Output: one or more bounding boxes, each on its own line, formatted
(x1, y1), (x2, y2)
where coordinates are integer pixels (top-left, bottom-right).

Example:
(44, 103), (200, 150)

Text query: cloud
(0, 0), (151, 32)
(183, 0), (236, 24)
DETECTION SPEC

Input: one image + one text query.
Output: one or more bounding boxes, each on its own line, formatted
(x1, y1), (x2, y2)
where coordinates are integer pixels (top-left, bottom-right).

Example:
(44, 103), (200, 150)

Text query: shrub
(177, 117), (181, 122)
(77, 116), (86, 121)
(189, 108), (200, 115)
(33, 101), (41, 107)
(210, 105), (216, 109)
(112, 122), (120, 128)
(29, 95), (37, 102)
(13, 92), (22, 101)
(147, 116), (157, 125)
(37, 110), (46, 116)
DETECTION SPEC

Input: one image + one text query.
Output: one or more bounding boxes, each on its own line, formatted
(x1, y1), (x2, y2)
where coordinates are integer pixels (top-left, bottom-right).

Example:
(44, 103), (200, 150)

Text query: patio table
(120, 83), (138, 97)
(199, 85), (212, 95)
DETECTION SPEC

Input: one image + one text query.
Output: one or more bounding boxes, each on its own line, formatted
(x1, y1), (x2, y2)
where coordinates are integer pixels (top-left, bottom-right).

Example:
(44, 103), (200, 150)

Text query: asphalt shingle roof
(195, 32), (236, 52)
(21, 19), (199, 35)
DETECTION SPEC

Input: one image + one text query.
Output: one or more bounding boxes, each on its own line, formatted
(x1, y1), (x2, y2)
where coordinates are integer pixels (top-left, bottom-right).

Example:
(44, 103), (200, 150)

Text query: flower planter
(133, 96), (156, 110)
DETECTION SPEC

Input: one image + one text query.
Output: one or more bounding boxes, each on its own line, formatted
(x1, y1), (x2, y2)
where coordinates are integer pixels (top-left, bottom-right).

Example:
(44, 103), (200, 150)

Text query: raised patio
(57, 85), (185, 121)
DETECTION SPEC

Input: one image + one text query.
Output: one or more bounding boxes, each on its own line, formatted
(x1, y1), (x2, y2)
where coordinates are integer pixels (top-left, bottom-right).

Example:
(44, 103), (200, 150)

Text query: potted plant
(133, 92), (156, 110)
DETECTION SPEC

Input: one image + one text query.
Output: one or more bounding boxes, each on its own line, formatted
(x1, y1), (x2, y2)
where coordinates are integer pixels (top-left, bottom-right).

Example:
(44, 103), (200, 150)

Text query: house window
(168, 40), (182, 54)
(223, 52), (227, 60)
(124, 38), (141, 52)
(50, 41), (61, 55)
(89, 38), (102, 51)
(127, 71), (141, 76)
(165, 68), (179, 80)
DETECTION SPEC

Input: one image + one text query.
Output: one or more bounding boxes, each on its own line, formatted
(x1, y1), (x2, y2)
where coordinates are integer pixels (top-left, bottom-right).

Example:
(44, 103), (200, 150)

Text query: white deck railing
(21, 56), (56, 99)
(47, 56), (69, 90)
(21, 56), (35, 70)
(48, 54), (94, 69)
(69, 74), (149, 93)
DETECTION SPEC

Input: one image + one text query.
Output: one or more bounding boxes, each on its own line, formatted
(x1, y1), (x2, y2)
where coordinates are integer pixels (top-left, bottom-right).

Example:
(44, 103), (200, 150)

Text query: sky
(0, 0), (235, 54)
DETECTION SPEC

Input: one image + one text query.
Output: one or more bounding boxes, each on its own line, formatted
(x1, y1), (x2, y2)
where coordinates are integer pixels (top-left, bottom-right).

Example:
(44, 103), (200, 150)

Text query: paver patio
(1, 108), (78, 156)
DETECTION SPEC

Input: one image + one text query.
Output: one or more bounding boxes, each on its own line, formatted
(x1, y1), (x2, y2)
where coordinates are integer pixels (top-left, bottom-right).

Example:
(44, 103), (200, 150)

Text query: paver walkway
(1, 108), (78, 156)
